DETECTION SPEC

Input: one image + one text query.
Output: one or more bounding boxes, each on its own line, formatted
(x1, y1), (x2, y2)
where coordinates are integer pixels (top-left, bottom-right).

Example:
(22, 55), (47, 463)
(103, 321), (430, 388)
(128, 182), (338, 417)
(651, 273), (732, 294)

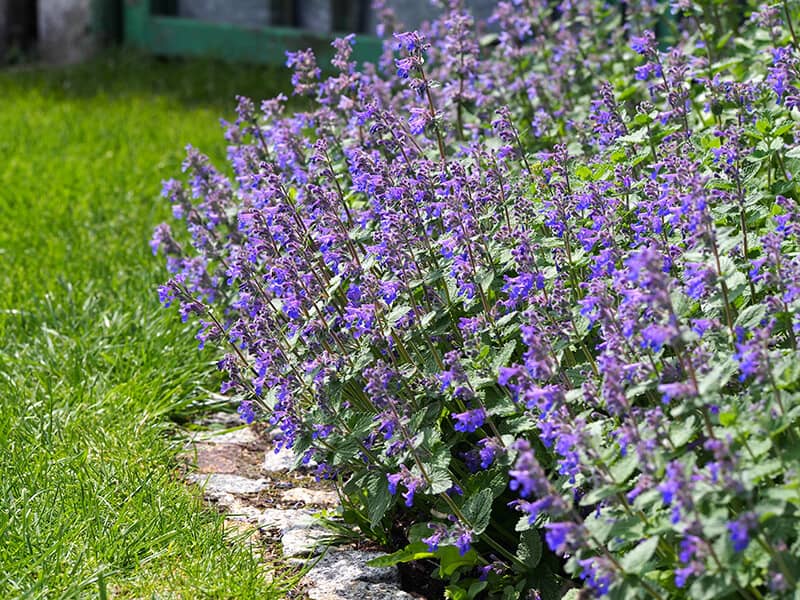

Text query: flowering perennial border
(154, 1), (800, 597)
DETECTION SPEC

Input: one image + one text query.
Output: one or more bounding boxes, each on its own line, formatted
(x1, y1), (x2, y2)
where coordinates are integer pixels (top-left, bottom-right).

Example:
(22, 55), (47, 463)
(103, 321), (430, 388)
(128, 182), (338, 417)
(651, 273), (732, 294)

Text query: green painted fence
(122, 0), (382, 65)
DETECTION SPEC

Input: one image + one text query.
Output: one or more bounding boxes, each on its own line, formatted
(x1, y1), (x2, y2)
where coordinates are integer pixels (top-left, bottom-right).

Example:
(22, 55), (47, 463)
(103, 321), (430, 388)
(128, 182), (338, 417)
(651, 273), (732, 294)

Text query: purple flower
(237, 400), (255, 424)
(544, 521), (584, 555)
(728, 512), (758, 552)
(578, 557), (613, 595)
(454, 526), (473, 556)
(630, 31), (657, 56)
(422, 523), (447, 552)
(451, 407), (487, 433)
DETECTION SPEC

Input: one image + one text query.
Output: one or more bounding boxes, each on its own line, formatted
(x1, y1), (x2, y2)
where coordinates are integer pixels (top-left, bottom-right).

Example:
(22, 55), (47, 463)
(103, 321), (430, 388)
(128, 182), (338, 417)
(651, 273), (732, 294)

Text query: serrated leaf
(492, 339), (518, 372)
(620, 536), (660, 574)
(466, 469), (507, 498)
(462, 488), (493, 534)
(515, 513), (535, 531)
(610, 453), (638, 483)
(428, 445), (453, 494)
(697, 359), (737, 396)
(785, 145), (800, 159)
(735, 304), (767, 329)
(386, 304), (412, 326)
(517, 530), (543, 569)
(365, 471), (393, 527)
(617, 127), (648, 144)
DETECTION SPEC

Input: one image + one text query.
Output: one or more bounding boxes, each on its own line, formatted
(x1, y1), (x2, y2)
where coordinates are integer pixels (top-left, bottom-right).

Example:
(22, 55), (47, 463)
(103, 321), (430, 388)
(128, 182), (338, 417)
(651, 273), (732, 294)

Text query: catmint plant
(154, 1), (800, 597)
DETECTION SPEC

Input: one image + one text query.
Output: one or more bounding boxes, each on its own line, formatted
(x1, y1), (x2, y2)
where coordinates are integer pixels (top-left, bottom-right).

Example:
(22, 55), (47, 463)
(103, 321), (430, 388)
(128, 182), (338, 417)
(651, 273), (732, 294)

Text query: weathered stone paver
(186, 472), (270, 497)
(181, 416), (419, 599)
(262, 445), (297, 473)
(281, 487), (339, 507)
(303, 550), (416, 599)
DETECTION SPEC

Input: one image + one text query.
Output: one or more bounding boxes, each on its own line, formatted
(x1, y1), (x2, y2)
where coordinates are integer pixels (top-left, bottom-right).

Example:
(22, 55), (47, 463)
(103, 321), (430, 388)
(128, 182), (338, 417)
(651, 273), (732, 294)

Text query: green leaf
(617, 128), (648, 144)
(610, 452), (638, 483)
(620, 536), (660, 574)
(467, 581), (488, 599)
(785, 145), (800, 159)
(492, 340), (518, 371)
(462, 488), (493, 534)
(437, 545), (480, 577)
(579, 483), (621, 506)
(697, 359), (737, 396)
(735, 304), (767, 330)
(719, 411), (736, 427)
(428, 445), (453, 494)
(515, 514), (534, 532)
(366, 542), (433, 567)
(466, 469), (507, 498)
(364, 471), (393, 527)
(517, 530), (543, 569)
(688, 574), (737, 600)
(386, 304), (412, 326)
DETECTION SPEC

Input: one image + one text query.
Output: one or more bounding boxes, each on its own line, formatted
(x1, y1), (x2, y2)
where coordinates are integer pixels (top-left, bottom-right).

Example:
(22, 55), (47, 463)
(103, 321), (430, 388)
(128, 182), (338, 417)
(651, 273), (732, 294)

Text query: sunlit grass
(0, 52), (294, 599)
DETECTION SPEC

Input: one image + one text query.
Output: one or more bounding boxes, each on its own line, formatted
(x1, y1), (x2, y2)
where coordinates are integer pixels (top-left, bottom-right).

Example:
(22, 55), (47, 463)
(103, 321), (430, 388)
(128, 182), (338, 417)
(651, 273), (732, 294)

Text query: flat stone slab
(194, 426), (261, 446)
(281, 487), (339, 507)
(257, 507), (316, 532)
(183, 420), (414, 597)
(193, 411), (245, 428)
(187, 473), (269, 498)
(303, 550), (414, 599)
(307, 581), (415, 600)
(281, 525), (330, 558)
(262, 446), (297, 473)
(189, 443), (249, 474)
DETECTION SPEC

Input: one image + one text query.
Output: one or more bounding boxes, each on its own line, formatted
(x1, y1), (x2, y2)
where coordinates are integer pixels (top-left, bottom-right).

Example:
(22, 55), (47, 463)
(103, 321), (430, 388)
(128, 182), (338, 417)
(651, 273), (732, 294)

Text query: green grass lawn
(0, 53), (293, 599)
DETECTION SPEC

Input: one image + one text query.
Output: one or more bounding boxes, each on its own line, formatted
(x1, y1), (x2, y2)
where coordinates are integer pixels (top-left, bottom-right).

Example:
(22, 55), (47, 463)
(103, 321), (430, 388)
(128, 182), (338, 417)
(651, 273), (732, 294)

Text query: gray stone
(257, 507), (316, 532)
(303, 550), (414, 600)
(195, 426), (261, 446)
(37, 0), (94, 64)
(308, 581), (414, 600)
(281, 487), (339, 507)
(223, 499), (266, 523)
(262, 446), (297, 473)
(194, 411), (246, 429)
(187, 473), (269, 498)
(281, 525), (330, 558)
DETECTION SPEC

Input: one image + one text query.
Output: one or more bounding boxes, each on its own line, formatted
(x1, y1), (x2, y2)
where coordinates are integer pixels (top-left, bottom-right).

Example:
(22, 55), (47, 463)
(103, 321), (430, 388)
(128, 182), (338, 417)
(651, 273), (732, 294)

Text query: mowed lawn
(0, 54), (292, 599)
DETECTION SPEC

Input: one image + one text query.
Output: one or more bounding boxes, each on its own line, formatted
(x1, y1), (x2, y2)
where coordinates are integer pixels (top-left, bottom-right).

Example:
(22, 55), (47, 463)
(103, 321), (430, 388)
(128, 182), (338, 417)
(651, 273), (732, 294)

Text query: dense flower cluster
(154, 1), (800, 597)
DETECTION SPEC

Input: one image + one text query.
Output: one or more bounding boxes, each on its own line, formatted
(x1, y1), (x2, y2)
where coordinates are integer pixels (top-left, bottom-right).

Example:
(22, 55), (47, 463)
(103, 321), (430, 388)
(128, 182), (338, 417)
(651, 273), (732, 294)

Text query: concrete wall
(38, 0), (95, 64)
(0, 0), (7, 57)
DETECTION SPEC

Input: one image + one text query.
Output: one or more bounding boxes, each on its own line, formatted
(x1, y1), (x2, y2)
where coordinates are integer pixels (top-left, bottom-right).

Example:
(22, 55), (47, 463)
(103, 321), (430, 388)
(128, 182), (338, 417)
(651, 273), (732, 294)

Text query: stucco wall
(38, 0), (94, 64)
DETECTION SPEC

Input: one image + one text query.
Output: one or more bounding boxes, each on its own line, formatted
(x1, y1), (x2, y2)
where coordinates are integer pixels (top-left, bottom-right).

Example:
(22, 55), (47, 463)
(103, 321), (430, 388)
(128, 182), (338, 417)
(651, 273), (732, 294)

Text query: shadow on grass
(0, 49), (299, 113)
